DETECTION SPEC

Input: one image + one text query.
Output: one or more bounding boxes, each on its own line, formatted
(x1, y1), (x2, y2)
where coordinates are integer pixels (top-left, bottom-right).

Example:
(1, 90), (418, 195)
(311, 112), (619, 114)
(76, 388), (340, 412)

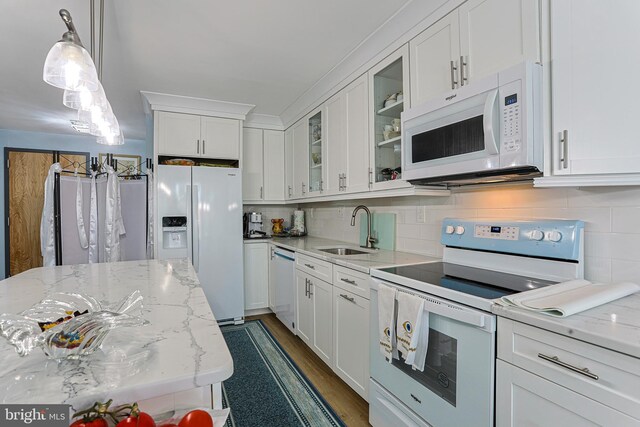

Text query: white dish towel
(377, 283), (397, 362)
(397, 291), (430, 371)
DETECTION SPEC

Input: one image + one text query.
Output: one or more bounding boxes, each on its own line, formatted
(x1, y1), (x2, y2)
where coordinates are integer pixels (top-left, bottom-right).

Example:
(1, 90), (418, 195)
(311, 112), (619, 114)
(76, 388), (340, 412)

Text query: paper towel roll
(293, 210), (305, 233)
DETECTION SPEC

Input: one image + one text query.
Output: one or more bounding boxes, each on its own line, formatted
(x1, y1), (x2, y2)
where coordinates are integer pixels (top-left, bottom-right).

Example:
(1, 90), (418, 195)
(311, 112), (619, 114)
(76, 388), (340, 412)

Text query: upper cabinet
(410, 0), (540, 107)
(242, 128), (285, 202)
(292, 118), (309, 198)
(307, 108), (325, 195)
(284, 127), (294, 199)
(368, 45), (411, 191)
(544, 0), (640, 180)
(157, 111), (241, 159)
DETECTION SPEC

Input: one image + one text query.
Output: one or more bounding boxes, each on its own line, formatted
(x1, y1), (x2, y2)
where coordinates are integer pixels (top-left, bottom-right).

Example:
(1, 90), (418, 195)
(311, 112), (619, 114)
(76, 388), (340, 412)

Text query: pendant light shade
(63, 84), (108, 111)
(77, 103), (120, 137)
(43, 41), (99, 91)
(97, 130), (124, 146)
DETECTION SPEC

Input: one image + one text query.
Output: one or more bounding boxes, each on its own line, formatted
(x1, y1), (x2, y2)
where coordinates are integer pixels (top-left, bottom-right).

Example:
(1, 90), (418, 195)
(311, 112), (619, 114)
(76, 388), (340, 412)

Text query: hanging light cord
(90, 0), (95, 61)
(98, 0), (105, 81)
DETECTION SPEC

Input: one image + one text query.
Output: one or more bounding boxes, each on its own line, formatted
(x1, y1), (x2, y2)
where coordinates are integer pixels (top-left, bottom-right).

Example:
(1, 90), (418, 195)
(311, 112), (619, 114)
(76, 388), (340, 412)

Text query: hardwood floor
(248, 314), (371, 427)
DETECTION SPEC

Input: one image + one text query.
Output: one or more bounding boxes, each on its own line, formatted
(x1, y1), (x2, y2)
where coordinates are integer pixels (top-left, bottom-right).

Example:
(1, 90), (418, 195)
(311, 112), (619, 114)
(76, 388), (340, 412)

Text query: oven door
(369, 278), (496, 427)
(402, 87), (500, 181)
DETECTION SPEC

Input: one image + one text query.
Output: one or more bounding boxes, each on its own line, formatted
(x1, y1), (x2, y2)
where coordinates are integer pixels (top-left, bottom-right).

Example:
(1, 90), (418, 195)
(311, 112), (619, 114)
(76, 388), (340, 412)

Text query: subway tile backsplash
(301, 184), (640, 284)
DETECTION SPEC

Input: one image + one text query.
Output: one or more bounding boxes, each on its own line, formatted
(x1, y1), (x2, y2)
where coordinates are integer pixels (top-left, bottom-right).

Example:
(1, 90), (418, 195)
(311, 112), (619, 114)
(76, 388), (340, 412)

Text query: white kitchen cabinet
(296, 269), (313, 346)
(296, 268), (333, 367)
(410, 10), (461, 106)
(410, 0), (539, 107)
(292, 118), (308, 198)
(242, 128), (263, 201)
(268, 245), (276, 311)
(309, 275), (333, 367)
(548, 0), (640, 178)
(333, 285), (370, 400)
(496, 318), (640, 425)
(307, 107), (326, 196)
(157, 111), (241, 159)
(368, 45), (412, 191)
(200, 116), (241, 160)
(243, 242), (269, 311)
(496, 360), (638, 427)
(325, 90), (346, 196)
(343, 75), (370, 194)
(158, 111), (202, 157)
(458, 0), (539, 85)
(242, 128), (285, 202)
(284, 127), (294, 199)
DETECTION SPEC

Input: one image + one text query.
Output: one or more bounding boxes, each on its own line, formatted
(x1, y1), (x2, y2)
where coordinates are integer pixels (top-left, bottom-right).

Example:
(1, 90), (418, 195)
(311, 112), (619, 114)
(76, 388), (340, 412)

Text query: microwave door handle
(483, 89), (500, 155)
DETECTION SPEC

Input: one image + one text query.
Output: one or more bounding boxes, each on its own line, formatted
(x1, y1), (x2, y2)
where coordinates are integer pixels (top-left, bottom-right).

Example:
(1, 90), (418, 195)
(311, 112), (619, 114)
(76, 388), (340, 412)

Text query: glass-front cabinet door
(308, 109), (324, 194)
(369, 45), (411, 190)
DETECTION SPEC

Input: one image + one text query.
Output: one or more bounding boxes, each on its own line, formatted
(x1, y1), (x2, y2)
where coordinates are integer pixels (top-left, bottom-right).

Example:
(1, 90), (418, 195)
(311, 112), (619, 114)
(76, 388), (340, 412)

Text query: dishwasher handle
(274, 252), (295, 262)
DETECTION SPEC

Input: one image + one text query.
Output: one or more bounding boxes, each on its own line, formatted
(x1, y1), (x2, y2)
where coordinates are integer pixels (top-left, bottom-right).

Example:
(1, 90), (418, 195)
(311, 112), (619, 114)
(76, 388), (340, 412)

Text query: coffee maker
(243, 212), (267, 238)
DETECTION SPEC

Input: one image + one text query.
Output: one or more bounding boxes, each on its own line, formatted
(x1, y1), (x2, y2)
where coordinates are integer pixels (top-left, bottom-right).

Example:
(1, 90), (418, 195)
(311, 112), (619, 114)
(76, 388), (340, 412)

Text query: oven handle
(372, 278), (496, 333)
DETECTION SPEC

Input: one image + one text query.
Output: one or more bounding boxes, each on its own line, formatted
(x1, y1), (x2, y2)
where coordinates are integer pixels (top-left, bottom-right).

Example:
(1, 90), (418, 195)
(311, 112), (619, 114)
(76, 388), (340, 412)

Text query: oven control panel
(441, 218), (585, 261)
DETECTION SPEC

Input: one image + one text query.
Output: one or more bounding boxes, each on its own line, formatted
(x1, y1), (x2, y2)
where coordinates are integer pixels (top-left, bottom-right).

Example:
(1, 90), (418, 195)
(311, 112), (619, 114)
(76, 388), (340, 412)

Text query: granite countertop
(492, 293), (640, 359)
(264, 236), (439, 273)
(0, 259), (233, 411)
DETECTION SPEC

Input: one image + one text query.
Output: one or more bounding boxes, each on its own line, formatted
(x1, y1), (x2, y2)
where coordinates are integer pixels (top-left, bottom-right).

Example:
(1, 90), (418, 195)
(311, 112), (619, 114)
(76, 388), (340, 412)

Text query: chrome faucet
(351, 205), (377, 249)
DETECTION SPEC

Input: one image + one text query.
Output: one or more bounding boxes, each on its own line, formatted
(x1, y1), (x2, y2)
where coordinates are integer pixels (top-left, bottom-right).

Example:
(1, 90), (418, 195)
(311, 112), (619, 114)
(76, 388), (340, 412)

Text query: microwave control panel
(500, 79), (522, 153)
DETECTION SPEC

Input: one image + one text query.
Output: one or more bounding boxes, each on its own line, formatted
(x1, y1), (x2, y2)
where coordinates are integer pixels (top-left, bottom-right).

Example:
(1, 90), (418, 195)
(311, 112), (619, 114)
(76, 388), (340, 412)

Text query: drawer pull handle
(304, 263), (315, 269)
(538, 353), (599, 380)
(340, 294), (355, 303)
(410, 393), (422, 404)
(340, 278), (357, 285)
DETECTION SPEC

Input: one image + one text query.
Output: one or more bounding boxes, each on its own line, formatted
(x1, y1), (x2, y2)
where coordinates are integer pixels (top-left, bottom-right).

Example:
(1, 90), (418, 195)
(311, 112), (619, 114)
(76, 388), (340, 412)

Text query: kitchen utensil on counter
(271, 218), (284, 234)
(293, 210), (305, 234)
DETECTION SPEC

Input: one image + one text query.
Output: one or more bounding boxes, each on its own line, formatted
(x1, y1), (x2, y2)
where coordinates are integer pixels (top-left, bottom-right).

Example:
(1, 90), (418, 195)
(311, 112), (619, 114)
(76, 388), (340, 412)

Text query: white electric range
(368, 218), (584, 427)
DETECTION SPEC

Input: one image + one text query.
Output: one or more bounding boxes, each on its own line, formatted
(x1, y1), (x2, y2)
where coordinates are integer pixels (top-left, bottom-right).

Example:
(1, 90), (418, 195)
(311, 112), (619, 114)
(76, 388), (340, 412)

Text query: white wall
(303, 184), (640, 284)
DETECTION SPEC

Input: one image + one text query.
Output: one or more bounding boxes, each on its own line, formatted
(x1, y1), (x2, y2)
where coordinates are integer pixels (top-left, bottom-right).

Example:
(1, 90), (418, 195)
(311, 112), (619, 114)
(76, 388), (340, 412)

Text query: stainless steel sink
(318, 247), (370, 256)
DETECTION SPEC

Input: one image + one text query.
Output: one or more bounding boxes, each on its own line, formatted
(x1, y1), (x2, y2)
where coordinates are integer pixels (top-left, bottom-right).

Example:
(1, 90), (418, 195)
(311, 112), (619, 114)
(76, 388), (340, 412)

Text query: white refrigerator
(157, 165), (244, 324)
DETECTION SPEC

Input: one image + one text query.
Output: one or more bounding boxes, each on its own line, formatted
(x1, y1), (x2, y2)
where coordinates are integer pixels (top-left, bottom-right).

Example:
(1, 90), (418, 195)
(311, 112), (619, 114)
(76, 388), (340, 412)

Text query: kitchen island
(0, 259), (233, 413)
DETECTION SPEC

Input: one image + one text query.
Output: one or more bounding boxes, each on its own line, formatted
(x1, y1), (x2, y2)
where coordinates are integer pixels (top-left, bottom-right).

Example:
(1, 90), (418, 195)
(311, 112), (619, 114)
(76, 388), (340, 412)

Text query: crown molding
(243, 113), (284, 131)
(141, 91), (255, 120)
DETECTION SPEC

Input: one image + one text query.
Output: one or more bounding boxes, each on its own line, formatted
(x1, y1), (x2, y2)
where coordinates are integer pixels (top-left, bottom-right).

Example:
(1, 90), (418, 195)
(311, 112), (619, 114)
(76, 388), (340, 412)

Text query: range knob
(547, 230), (563, 242)
(529, 230), (544, 241)
(455, 226), (465, 235)
(445, 225), (455, 234)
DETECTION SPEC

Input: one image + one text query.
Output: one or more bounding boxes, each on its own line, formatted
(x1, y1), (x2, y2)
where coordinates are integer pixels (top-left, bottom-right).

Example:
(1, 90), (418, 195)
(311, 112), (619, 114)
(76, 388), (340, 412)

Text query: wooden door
(6, 149), (88, 277)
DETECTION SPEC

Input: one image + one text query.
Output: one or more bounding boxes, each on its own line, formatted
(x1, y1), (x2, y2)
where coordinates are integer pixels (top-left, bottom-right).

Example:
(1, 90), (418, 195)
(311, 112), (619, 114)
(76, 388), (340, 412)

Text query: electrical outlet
(416, 206), (426, 223)
(337, 206), (345, 219)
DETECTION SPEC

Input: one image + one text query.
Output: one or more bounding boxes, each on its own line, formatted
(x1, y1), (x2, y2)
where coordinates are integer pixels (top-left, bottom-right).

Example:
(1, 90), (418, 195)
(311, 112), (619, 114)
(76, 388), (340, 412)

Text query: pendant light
(43, 10), (99, 91)
(63, 84), (108, 111)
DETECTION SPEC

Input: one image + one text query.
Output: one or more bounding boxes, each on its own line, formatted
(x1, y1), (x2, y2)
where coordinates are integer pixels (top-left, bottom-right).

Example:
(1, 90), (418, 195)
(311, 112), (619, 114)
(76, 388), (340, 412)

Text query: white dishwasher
(270, 246), (296, 334)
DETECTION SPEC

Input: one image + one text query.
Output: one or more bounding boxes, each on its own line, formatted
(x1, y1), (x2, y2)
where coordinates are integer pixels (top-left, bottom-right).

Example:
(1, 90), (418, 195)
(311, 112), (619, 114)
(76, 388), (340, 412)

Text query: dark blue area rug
(221, 320), (345, 427)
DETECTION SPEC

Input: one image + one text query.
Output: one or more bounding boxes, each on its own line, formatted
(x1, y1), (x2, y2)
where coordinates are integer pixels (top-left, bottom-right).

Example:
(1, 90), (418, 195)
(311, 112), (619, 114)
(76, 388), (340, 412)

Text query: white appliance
(369, 218), (584, 427)
(270, 246), (296, 334)
(157, 165), (244, 324)
(402, 62), (543, 186)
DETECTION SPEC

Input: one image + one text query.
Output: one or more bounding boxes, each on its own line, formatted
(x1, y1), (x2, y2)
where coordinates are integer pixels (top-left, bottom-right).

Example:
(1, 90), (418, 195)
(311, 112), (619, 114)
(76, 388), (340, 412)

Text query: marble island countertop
(0, 259), (233, 411)
(248, 235), (439, 273)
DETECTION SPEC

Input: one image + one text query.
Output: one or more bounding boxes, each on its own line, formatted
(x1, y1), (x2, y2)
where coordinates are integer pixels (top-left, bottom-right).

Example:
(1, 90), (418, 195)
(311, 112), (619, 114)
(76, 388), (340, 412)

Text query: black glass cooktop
(378, 262), (555, 300)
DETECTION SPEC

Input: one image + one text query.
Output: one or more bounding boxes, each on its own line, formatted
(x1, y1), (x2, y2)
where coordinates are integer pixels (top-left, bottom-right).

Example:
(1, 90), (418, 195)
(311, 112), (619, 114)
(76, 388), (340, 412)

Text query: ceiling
(0, 0), (410, 140)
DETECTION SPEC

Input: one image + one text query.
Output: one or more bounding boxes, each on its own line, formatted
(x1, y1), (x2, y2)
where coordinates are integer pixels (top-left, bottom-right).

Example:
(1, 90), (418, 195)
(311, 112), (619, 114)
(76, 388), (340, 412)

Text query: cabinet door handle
(308, 281), (313, 297)
(368, 168), (373, 188)
(320, 179), (324, 192)
(305, 278), (309, 297)
(338, 174), (342, 191)
(260, 186), (263, 199)
(203, 140), (206, 154)
(302, 182), (306, 195)
(460, 56), (468, 86)
(538, 353), (599, 380)
(410, 394), (422, 404)
(304, 263), (315, 270)
(340, 278), (357, 285)
(340, 293), (355, 303)
(343, 173), (347, 191)
(450, 60), (458, 89)
(288, 185), (292, 198)
(270, 247), (275, 260)
(196, 139), (200, 154)
(560, 130), (569, 169)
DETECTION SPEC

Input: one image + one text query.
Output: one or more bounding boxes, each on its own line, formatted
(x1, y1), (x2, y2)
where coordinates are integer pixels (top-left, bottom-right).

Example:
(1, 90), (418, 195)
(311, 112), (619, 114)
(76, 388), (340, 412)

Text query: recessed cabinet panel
(410, 11), (461, 107)
(325, 92), (346, 196)
(308, 109), (324, 195)
(263, 130), (285, 201)
(243, 243), (269, 310)
(292, 119), (308, 198)
(344, 75), (370, 194)
(200, 116), (241, 160)
(242, 128), (264, 201)
(550, 0), (640, 176)
(158, 112), (202, 157)
(284, 127), (294, 199)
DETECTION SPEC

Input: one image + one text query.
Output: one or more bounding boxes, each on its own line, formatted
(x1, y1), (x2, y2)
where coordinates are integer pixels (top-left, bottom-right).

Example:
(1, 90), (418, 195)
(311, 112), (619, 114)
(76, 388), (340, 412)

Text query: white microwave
(402, 62), (543, 186)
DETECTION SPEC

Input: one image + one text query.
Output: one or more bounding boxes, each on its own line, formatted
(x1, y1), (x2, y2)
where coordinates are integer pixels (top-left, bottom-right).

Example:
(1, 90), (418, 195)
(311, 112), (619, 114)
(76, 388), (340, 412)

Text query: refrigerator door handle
(192, 184), (200, 273)
(186, 184), (193, 262)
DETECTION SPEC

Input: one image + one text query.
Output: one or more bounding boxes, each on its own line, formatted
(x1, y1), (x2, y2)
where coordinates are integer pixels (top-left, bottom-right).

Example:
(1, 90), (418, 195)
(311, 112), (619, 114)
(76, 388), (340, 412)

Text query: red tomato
(178, 410), (213, 427)
(70, 418), (108, 427)
(116, 412), (156, 427)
